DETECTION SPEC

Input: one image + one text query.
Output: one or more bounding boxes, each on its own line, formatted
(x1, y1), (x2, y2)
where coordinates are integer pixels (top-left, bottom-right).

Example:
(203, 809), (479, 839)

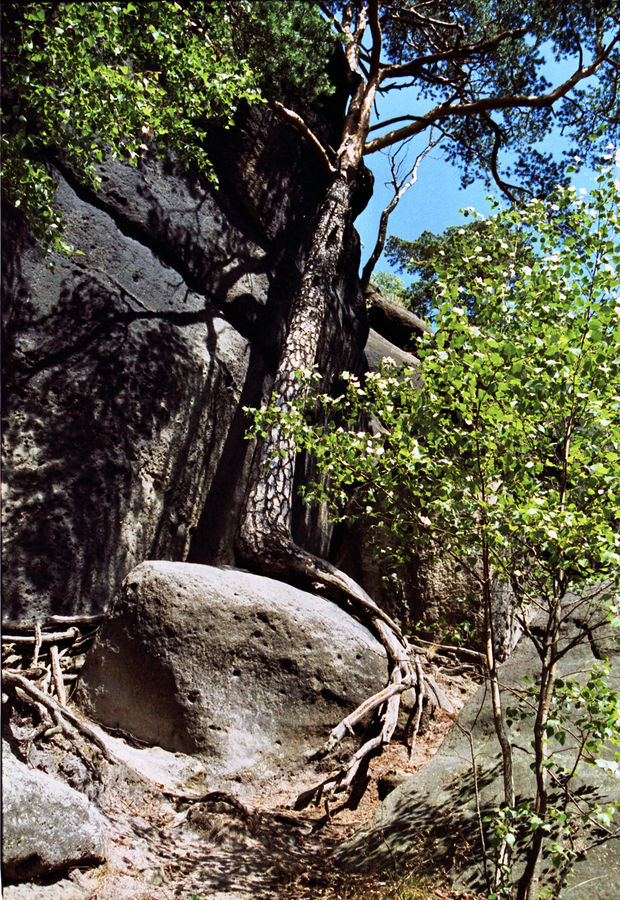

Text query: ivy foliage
(1, 0), (335, 254)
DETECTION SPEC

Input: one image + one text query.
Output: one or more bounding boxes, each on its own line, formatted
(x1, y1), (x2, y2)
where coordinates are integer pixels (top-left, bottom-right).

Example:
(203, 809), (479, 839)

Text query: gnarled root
(238, 530), (452, 809)
(3, 670), (121, 766)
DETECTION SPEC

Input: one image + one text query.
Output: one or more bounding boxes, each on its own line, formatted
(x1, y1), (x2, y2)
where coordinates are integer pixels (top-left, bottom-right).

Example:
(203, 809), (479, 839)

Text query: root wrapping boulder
(75, 562), (388, 786)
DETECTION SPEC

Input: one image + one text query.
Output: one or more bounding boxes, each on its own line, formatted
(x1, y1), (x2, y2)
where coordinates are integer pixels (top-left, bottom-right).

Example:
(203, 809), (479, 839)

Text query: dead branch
(272, 102), (336, 173)
(49, 644), (67, 706)
(321, 676), (417, 756)
(3, 628), (79, 644)
(406, 655), (427, 760)
(361, 129), (440, 287)
(3, 616), (101, 714)
(3, 670), (120, 765)
(191, 790), (256, 824)
(3, 614), (104, 632)
(32, 622), (42, 667)
(4, 666), (47, 679)
(41, 667), (52, 694)
(410, 636), (486, 662)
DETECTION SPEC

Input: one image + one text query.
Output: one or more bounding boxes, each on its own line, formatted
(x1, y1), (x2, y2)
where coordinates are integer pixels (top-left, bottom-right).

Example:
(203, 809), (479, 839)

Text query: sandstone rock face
(2, 175), (253, 622)
(336, 612), (620, 899)
(365, 281), (430, 351)
(364, 328), (420, 372)
(2, 741), (108, 882)
(2, 101), (368, 623)
(75, 561), (388, 787)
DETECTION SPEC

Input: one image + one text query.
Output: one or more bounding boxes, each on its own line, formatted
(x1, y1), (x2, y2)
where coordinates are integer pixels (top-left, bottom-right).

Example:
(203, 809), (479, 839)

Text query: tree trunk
(517, 600), (562, 900)
(238, 173), (352, 569)
(234, 21), (440, 800)
(235, 160), (445, 804)
(237, 171), (408, 641)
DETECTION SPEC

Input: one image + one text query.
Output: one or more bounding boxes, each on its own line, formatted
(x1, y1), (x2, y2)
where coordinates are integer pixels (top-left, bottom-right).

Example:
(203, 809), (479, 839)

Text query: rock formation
(1, 100), (368, 625)
(75, 561), (388, 788)
(2, 741), (108, 882)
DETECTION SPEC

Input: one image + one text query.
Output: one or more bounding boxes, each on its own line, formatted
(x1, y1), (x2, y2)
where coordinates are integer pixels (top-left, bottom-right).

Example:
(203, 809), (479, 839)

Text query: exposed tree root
(406, 655), (427, 760)
(187, 790), (259, 830)
(238, 530), (452, 809)
(3, 669), (121, 765)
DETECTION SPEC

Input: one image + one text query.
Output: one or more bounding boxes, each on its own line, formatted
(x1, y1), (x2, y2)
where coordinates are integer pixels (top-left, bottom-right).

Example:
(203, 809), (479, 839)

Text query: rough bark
(237, 174), (409, 643)
(238, 175), (352, 564)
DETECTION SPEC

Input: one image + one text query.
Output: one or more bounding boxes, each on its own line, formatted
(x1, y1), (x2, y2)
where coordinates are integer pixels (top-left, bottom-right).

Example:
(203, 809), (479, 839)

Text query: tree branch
(378, 26), (527, 83)
(400, 4), (466, 38)
(481, 112), (526, 202)
(271, 101), (336, 173)
(368, 0), (382, 80)
(368, 113), (426, 133)
(318, 0), (347, 41)
(3, 670), (120, 765)
(361, 129), (440, 286)
(365, 31), (620, 153)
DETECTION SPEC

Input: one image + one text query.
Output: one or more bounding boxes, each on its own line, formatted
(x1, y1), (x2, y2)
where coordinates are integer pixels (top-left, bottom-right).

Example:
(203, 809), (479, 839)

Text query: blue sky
(355, 136), (492, 275)
(353, 53), (613, 282)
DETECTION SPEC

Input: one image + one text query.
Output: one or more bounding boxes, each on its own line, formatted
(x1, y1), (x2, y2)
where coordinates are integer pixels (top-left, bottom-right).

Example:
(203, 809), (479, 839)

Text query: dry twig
(3, 670), (120, 765)
(49, 644), (67, 706)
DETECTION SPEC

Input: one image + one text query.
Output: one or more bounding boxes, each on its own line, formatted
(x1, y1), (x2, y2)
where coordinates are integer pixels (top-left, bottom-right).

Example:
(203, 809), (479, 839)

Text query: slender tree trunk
(238, 174), (352, 568)
(517, 598), (561, 900)
(519, 421), (572, 898)
(482, 533), (516, 892)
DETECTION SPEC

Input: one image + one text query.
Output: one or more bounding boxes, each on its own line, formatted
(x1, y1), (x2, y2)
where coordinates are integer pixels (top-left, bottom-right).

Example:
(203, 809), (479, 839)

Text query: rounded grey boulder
(2, 742), (107, 883)
(75, 562), (388, 785)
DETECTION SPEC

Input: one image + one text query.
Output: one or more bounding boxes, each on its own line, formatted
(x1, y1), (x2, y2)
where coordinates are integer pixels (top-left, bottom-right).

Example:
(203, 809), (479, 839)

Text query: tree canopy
(3, 1), (619, 255)
(378, 217), (535, 319)
(343, 0), (619, 192)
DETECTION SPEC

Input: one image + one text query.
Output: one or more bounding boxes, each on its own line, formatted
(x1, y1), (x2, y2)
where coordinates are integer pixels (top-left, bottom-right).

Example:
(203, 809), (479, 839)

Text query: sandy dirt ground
(3, 659), (484, 900)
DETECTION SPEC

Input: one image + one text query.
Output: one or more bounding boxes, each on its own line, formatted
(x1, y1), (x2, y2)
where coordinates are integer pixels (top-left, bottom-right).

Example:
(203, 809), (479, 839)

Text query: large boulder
(75, 562), (388, 788)
(2, 741), (108, 883)
(336, 611), (620, 899)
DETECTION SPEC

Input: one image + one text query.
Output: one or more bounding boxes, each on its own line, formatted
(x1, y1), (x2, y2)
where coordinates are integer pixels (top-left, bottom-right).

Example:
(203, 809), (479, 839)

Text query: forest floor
(3, 661), (484, 900)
